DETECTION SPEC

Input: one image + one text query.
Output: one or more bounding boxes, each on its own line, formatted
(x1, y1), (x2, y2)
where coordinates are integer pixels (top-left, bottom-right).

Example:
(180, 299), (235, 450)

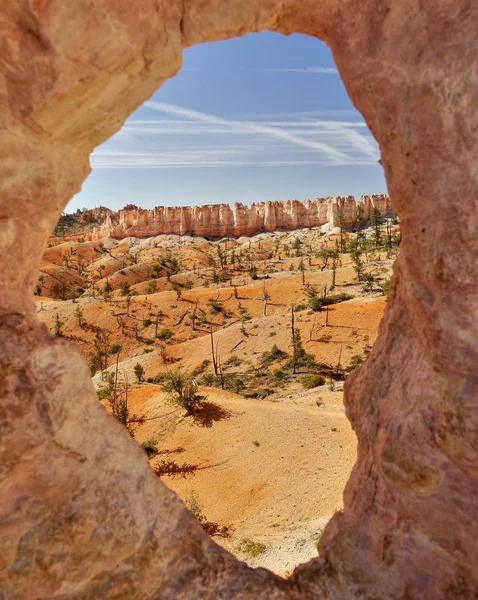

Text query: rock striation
(87, 195), (393, 240)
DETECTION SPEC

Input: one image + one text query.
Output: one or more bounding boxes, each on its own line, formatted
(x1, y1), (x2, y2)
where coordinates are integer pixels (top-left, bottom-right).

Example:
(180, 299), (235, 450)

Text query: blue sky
(69, 32), (386, 212)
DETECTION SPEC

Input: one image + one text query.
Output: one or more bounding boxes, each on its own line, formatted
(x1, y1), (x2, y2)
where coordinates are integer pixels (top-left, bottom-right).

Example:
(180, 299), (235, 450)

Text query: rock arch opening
(1, 2), (477, 599)
(37, 32), (397, 577)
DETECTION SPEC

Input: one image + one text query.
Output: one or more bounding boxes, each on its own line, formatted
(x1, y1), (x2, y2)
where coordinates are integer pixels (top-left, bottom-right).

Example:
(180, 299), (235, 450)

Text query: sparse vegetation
(160, 370), (206, 415)
(236, 538), (266, 558)
(301, 374), (325, 389)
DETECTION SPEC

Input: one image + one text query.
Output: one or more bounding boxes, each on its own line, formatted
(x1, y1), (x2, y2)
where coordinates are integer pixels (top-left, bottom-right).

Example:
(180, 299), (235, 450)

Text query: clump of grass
(141, 437), (158, 459)
(223, 355), (242, 368)
(261, 344), (288, 366)
(322, 292), (354, 306)
(156, 328), (173, 341)
(236, 538), (266, 558)
(300, 374), (325, 389)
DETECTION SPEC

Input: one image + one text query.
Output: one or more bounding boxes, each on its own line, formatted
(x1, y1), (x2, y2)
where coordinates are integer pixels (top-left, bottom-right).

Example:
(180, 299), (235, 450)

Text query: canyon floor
(36, 221), (398, 575)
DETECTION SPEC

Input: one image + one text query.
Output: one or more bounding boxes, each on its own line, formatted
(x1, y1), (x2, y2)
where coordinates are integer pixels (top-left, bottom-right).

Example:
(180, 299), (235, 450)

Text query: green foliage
(192, 359), (210, 377)
(381, 278), (391, 296)
(304, 286), (323, 311)
(261, 344), (288, 366)
(141, 437), (158, 459)
(54, 312), (64, 337)
(223, 355), (242, 368)
(294, 303), (307, 312)
(147, 280), (158, 294)
(108, 343), (121, 355)
(230, 377), (245, 393)
(156, 328), (173, 341)
(301, 374), (326, 389)
(120, 282), (132, 296)
(244, 387), (273, 399)
(97, 388), (109, 400)
(143, 319), (152, 328)
(292, 237), (302, 256)
(134, 362), (145, 382)
(208, 298), (223, 313)
(322, 292), (355, 306)
(161, 370), (206, 415)
(249, 265), (258, 280)
(236, 538), (266, 558)
(292, 329), (315, 369)
(346, 354), (363, 372)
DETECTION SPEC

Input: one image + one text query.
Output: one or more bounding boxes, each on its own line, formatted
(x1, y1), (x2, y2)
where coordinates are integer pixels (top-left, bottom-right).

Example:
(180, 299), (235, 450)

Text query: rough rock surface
(1, 1), (477, 599)
(87, 195), (392, 240)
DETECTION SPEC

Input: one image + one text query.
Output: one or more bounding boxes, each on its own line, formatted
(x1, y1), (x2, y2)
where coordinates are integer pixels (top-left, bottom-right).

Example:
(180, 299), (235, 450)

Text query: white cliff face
(86, 195), (393, 241)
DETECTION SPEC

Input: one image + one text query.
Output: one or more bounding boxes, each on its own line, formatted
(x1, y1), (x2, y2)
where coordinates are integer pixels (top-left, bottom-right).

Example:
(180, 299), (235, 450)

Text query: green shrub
(134, 362), (145, 382)
(322, 292), (355, 306)
(162, 370), (206, 415)
(192, 359), (210, 377)
(108, 343), (121, 355)
(230, 378), (245, 393)
(261, 344), (288, 366)
(97, 388), (109, 401)
(245, 387), (273, 399)
(157, 328), (173, 341)
(346, 354), (363, 372)
(381, 278), (391, 296)
(294, 303), (307, 312)
(141, 437), (158, 458)
(236, 538), (266, 558)
(301, 374), (326, 389)
(224, 355), (242, 368)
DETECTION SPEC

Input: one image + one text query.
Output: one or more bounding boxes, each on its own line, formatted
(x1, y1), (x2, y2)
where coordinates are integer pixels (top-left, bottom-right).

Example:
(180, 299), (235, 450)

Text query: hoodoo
(86, 195), (392, 240)
(1, 1), (477, 599)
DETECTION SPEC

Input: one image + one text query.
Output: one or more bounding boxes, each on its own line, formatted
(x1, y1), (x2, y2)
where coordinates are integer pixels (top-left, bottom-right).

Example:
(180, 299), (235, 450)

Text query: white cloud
(247, 66), (338, 74)
(91, 104), (380, 170)
(144, 101), (350, 164)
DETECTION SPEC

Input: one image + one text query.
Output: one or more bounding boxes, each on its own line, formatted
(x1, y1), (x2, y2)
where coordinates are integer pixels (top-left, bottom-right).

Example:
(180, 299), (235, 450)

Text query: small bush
(108, 343), (121, 355)
(134, 362), (145, 382)
(192, 359), (210, 377)
(141, 438), (158, 458)
(381, 278), (391, 296)
(301, 374), (326, 389)
(162, 370), (206, 414)
(322, 293), (355, 306)
(261, 344), (288, 366)
(157, 328), (173, 341)
(97, 388), (109, 401)
(230, 377), (245, 393)
(294, 303), (307, 312)
(236, 538), (266, 558)
(224, 355), (242, 368)
(245, 387), (273, 399)
(346, 354), (363, 372)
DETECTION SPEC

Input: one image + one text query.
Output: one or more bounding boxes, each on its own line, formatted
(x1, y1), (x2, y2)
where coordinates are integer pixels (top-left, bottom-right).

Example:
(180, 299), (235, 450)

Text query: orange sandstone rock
(1, 0), (477, 599)
(86, 195), (392, 240)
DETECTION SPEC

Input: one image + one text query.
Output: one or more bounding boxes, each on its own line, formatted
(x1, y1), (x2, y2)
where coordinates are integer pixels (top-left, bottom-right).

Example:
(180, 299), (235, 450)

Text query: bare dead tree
(210, 322), (218, 376)
(291, 304), (297, 375)
(261, 280), (270, 317)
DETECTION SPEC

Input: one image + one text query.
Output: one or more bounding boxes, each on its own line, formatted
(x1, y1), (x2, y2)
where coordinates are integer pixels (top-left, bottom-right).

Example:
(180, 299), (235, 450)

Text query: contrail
(248, 67), (338, 74)
(145, 101), (351, 164)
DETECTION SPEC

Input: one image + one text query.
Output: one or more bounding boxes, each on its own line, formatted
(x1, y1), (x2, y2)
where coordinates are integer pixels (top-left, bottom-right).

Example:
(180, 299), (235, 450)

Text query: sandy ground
(37, 225), (397, 575)
(126, 384), (355, 575)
